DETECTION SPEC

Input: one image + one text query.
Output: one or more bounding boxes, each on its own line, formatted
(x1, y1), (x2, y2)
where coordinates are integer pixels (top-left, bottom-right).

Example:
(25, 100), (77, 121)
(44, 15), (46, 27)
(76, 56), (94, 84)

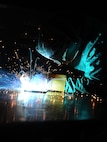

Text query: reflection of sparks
(0, 90), (103, 122)
(92, 102), (95, 109)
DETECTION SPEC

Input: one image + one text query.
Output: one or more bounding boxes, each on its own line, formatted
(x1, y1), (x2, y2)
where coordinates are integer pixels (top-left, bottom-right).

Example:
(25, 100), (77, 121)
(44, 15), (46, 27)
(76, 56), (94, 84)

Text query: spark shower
(0, 33), (102, 95)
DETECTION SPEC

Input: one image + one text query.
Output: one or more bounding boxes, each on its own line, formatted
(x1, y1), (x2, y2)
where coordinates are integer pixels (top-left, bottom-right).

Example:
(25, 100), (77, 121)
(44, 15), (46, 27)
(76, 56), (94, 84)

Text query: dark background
(0, 2), (107, 96)
(0, 2), (107, 139)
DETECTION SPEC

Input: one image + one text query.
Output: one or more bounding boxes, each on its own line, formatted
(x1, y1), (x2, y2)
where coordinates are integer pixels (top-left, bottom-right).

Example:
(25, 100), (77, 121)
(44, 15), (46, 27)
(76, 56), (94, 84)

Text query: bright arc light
(19, 73), (48, 92)
(17, 73), (66, 106)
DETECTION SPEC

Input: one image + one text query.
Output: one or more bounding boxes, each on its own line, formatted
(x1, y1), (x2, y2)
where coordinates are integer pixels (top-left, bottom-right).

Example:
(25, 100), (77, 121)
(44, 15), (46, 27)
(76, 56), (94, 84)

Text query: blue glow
(36, 41), (61, 65)
(21, 73), (48, 92)
(0, 69), (21, 90)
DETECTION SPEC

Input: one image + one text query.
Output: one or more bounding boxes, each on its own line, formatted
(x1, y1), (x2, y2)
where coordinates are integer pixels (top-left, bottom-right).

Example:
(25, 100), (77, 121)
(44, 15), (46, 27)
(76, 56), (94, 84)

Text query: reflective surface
(0, 4), (107, 141)
(0, 89), (106, 124)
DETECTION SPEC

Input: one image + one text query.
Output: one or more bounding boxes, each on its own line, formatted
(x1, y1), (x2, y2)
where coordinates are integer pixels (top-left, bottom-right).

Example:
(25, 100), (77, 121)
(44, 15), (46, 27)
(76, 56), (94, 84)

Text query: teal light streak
(75, 33), (102, 80)
(64, 77), (89, 94)
(65, 33), (102, 94)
